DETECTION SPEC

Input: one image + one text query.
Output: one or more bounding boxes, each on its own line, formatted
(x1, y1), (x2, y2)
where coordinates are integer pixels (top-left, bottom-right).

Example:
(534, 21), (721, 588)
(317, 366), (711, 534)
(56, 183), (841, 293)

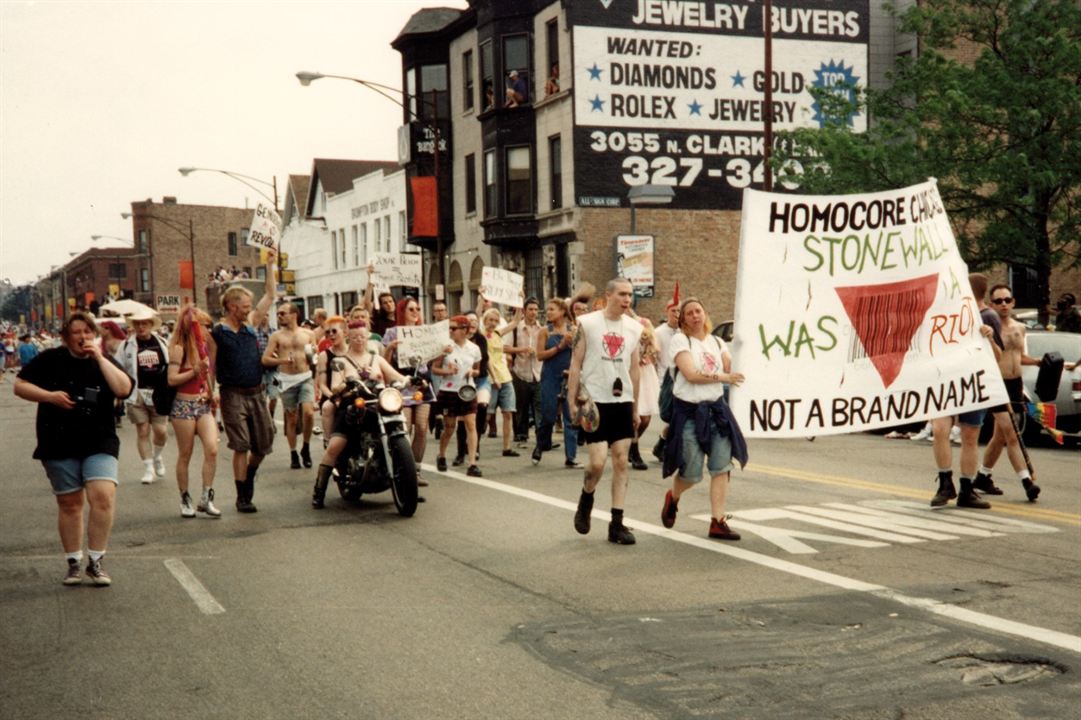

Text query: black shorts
(438, 390), (477, 418)
(990, 376), (1025, 414)
(578, 401), (635, 447)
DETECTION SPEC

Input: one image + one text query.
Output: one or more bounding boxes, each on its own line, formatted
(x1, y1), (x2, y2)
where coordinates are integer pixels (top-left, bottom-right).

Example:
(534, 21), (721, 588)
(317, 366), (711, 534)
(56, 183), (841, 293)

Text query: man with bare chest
(974, 284), (1042, 501)
(262, 303), (316, 469)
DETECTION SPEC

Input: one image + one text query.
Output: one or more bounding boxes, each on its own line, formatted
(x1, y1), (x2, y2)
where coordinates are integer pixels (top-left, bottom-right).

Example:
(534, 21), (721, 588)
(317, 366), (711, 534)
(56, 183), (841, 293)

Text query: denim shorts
(491, 381), (516, 412)
(957, 408), (987, 427)
(279, 377), (315, 410)
(678, 422), (733, 482)
(43, 454), (119, 495)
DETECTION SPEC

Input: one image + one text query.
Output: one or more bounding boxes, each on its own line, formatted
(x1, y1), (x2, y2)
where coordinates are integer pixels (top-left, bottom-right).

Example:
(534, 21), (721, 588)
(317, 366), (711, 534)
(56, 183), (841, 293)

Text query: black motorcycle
(330, 370), (425, 517)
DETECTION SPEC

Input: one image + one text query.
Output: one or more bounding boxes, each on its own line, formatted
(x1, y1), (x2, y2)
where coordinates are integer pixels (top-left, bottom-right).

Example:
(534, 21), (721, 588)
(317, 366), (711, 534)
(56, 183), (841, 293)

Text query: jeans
(536, 372), (577, 462)
(513, 376), (540, 440)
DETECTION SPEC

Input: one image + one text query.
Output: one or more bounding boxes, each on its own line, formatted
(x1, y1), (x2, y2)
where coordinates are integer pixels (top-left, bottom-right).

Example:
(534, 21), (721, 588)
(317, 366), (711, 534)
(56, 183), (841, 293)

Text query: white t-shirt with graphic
(669, 333), (729, 404)
(578, 311), (644, 404)
(435, 340), (481, 394)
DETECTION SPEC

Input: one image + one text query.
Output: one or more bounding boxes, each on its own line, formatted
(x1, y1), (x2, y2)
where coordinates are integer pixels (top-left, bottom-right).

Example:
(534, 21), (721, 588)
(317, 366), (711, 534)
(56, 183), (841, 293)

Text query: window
(360, 223), (368, 264)
(480, 41), (494, 110)
(331, 230), (338, 270)
(503, 34), (530, 106)
(463, 50), (474, 111)
(140, 267), (150, 292)
(399, 211), (407, 246)
(420, 64), (449, 121)
(341, 291), (358, 310)
(137, 229), (148, 254)
(506, 146), (532, 215)
(484, 149), (496, 217)
(108, 263), (127, 279)
(339, 228), (347, 268)
(524, 247), (544, 304)
(549, 135), (562, 209)
(383, 216), (392, 252)
(407, 67), (417, 120)
(374, 218), (382, 253)
(465, 153), (477, 214)
(255, 266), (266, 281)
(241, 228), (250, 246)
(545, 19), (559, 97)
(228, 232), (239, 256)
(352, 225), (359, 266)
(305, 295), (323, 318)
(242, 266), (252, 277)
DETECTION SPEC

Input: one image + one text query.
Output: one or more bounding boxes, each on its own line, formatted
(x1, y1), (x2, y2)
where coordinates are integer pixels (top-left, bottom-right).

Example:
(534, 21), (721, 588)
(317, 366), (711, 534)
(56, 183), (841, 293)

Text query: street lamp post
(624, 184), (675, 307)
(295, 70), (446, 292)
(122, 212), (196, 306)
(179, 167), (278, 211)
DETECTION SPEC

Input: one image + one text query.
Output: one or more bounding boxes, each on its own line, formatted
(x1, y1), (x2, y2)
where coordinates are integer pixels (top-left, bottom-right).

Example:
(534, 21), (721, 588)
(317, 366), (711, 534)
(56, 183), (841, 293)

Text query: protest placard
(247, 202), (281, 250)
(396, 320), (450, 366)
(372, 252), (422, 288)
(729, 179), (1008, 438)
(480, 267), (524, 308)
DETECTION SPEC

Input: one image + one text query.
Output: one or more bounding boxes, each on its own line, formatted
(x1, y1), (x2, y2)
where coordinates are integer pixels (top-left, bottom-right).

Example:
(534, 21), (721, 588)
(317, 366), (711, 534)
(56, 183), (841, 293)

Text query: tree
(775, 0), (1080, 323)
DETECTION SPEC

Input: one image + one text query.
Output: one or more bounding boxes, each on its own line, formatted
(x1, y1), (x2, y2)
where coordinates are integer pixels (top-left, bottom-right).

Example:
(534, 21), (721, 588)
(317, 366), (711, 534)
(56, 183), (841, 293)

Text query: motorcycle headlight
(378, 387), (404, 413)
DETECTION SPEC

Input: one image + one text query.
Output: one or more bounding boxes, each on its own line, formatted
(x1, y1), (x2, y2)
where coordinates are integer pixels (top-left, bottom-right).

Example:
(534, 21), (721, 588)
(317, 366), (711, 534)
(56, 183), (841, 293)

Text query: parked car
(711, 319), (734, 343)
(1020, 330), (1081, 441)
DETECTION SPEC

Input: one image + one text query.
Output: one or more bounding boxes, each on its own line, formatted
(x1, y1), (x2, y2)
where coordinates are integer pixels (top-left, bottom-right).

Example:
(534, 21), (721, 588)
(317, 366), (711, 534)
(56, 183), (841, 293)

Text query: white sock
(153, 444), (165, 460)
(1019, 469), (1031, 480)
(87, 549), (105, 562)
(65, 550), (83, 564)
(143, 458), (154, 470)
(978, 465), (992, 476)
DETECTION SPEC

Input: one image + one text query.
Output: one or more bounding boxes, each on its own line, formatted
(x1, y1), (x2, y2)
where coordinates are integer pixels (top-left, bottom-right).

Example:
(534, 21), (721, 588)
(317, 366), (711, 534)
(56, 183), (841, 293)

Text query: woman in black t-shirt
(14, 311), (134, 587)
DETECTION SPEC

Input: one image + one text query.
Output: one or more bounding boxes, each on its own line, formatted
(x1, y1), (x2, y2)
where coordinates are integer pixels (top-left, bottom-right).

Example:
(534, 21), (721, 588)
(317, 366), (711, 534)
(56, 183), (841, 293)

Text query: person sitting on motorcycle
(315, 316), (349, 439)
(381, 296), (436, 487)
(311, 320), (409, 508)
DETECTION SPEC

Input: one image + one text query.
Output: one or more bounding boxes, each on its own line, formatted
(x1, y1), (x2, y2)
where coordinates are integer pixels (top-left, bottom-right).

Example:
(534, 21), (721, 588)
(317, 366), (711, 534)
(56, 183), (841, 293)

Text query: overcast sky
(0, 0), (468, 285)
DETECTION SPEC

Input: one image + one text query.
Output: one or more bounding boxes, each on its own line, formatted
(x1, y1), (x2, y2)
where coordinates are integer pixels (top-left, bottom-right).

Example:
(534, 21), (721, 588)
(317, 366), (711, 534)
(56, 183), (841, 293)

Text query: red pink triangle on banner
(834, 273), (938, 389)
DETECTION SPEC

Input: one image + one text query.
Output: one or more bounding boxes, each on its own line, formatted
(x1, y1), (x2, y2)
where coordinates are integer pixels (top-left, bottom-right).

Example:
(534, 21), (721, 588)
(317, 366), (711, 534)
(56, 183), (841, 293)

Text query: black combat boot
(930, 471), (956, 507)
(628, 442), (648, 471)
(312, 464), (333, 509)
(956, 477), (991, 509)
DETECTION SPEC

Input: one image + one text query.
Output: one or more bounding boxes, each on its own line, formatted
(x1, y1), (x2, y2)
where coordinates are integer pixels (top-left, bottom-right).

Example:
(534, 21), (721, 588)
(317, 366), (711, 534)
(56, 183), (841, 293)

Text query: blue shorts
(42, 454), (119, 495)
(678, 422), (733, 482)
(957, 408), (986, 427)
(491, 382), (516, 412)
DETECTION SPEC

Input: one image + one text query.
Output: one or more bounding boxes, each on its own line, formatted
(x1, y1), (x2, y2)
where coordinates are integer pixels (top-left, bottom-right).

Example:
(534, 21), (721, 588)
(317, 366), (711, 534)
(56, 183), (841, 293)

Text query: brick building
(125, 197), (264, 316)
(64, 247), (140, 312)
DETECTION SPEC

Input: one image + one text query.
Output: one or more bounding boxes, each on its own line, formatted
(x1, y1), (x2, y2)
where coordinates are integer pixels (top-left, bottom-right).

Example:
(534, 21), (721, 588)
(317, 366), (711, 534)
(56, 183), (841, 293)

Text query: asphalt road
(1, 384), (1078, 720)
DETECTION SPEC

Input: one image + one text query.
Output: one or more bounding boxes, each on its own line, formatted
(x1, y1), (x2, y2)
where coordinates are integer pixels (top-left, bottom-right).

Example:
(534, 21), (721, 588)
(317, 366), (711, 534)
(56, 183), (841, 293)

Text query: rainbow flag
(1026, 401), (1064, 445)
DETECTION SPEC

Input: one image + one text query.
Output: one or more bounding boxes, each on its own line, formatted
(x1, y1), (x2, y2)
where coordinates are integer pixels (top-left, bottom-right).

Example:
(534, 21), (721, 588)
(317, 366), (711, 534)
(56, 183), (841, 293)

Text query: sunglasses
(991, 297), (1014, 305)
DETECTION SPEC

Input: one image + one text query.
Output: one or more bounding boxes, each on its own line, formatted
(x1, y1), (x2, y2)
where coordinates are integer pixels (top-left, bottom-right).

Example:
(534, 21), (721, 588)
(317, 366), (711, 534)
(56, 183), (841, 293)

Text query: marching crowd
(11, 253), (1074, 587)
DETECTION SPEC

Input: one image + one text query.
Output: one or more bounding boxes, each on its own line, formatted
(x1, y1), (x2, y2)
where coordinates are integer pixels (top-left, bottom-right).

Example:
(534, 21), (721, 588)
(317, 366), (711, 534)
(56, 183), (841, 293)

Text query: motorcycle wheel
(386, 434), (419, 517)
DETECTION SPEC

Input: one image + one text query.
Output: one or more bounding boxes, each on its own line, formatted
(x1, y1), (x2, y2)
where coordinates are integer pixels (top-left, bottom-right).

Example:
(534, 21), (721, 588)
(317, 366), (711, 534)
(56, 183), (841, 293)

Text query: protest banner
(247, 202), (281, 250)
(372, 252), (422, 288)
(480, 267), (524, 308)
(396, 320), (450, 367)
(615, 234), (655, 298)
(729, 179), (1008, 438)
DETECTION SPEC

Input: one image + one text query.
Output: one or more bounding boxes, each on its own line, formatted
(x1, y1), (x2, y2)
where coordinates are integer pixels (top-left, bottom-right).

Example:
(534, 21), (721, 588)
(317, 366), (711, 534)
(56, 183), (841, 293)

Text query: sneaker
(312, 426), (323, 435)
(63, 559), (82, 586)
(502, 449), (521, 458)
(564, 459), (582, 469)
(574, 492), (594, 535)
(531, 446), (542, 465)
(708, 516), (741, 540)
(86, 558), (112, 586)
(1022, 478), (1041, 502)
(197, 489), (221, 518)
(181, 491), (196, 518)
(153, 457), (166, 478)
(452, 455), (465, 467)
(140, 465), (155, 484)
(910, 425), (932, 442)
(661, 490), (678, 529)
(949, 426), (961, 446)
(972, 471), (1003, 496)
(290, 450), (301, 469)
(436, 456), (447, 472)
(466, 465), (483, 477)
(608, 521), (637, 545)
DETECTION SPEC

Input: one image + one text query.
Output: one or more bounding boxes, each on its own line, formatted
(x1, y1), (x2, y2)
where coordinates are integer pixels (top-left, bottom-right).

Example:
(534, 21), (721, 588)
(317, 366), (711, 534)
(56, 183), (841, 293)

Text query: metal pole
(432, 88), (445, 296)
(763, 0), (774, 191)
(189, 218), (197, 306)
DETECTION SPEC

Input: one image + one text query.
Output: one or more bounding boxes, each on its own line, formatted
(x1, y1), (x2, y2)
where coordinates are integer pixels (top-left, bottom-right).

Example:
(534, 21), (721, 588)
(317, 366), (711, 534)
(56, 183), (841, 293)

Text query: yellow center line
(752, 463), (1081, 526)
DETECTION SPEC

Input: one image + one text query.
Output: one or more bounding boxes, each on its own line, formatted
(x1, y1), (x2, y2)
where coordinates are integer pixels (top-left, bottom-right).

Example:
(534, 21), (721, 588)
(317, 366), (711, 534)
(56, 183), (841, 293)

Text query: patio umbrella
(98, 299), (155, 318)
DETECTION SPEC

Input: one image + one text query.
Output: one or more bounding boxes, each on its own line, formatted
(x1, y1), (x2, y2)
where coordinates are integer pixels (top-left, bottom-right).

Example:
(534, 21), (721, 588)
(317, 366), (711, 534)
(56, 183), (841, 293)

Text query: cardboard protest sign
(396, 320), (450, 366)
(156, 294), (181, 314)
(729, 179), (1008, 438)
(372, 252), (422, 288)
(615, 234), (655, 297)
(480, 267), (524, 308)
(248, 202), (281, 250)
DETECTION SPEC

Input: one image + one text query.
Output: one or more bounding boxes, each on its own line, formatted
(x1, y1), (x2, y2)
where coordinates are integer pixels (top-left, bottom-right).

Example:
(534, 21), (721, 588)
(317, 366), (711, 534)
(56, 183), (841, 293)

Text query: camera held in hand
(72, 386), (102, 415)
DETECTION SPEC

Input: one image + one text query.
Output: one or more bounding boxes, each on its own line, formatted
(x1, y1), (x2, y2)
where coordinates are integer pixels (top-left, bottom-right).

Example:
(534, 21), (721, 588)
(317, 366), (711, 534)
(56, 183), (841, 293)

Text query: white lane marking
(858, 500), (1061, 533)
(424, 464), (1081, 655)
(164, 558), (225, 615)
(690, 513), (891, 554)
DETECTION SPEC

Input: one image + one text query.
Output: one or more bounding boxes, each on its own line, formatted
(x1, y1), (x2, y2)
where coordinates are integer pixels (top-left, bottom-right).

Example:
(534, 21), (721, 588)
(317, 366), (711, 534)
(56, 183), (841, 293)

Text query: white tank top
(578, 311), (643, 404)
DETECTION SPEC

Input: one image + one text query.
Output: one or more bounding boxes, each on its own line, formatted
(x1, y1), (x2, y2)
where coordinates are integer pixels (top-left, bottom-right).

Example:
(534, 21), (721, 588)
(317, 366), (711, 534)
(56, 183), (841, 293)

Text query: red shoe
(661, 490), (678, 529)
(708, 516), (740, 541)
